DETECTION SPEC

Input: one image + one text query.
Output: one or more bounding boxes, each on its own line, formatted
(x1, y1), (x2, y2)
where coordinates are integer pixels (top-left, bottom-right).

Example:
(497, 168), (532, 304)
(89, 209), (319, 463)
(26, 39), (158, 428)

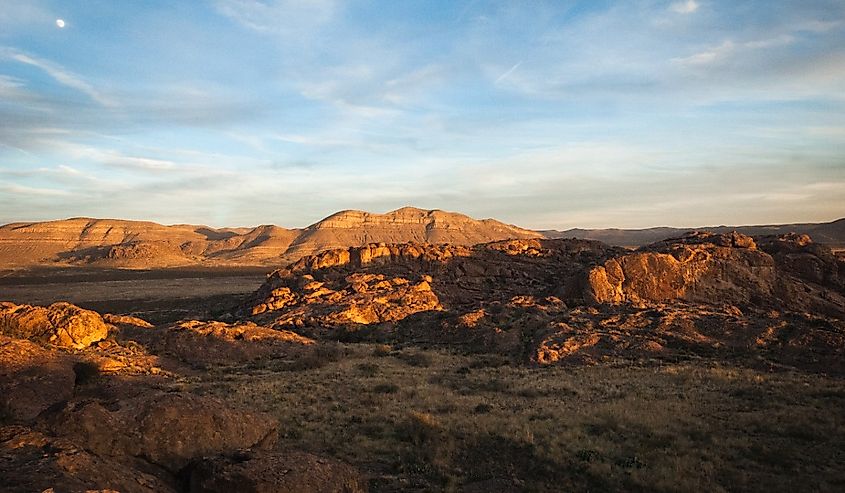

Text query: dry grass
(182, 345), (845, 492)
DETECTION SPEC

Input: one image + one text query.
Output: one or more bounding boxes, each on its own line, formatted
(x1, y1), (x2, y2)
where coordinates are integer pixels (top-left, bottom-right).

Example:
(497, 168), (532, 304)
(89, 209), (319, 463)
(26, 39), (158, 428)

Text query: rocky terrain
(1, 228), (844, 491)
(244, 232), (844, 373)
(0, 207), (539, 269)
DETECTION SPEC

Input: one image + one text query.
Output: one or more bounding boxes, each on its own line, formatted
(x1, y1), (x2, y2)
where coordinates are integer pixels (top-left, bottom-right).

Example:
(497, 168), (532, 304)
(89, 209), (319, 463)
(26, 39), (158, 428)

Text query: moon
(56, 19), (65, 28)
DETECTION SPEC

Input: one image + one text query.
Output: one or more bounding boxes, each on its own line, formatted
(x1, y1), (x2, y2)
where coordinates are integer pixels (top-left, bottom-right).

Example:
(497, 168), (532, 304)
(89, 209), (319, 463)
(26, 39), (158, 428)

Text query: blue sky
(0, 0), (843, 229)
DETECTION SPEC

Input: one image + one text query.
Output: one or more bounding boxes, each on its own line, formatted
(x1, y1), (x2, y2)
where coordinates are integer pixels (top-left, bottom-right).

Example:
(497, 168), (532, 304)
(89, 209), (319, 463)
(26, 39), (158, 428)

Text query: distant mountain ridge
(2, 209), (842, 270)
(0, 207), (540, 269)
(541, 218), (845, 248)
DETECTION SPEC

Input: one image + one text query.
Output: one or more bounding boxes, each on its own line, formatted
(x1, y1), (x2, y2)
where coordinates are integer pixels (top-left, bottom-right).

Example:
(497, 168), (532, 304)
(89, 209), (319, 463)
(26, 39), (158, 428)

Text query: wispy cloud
(213, 0), (338, 35)
(0, 48), (116, 107)
(0, 183), (73, 197)
(494, 61), (523, 84)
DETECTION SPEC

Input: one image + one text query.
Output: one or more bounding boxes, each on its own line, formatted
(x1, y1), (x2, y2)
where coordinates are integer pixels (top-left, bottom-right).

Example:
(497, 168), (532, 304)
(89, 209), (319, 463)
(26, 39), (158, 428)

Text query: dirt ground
(0, 267), (268, 324)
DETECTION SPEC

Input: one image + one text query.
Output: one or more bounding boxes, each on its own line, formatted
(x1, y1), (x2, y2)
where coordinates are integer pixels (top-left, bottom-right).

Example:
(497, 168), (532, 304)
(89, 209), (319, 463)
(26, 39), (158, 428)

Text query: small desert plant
(357, 362), (380, 377)
(73, 361), (101, 385)
(372, 344), (392, 357)
(372, 382), (400, 394)
(395, 350), (432, 367)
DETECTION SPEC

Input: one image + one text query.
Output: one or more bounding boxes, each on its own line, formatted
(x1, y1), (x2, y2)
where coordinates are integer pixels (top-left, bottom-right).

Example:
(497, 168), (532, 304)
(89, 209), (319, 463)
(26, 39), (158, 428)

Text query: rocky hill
(245, 232), (845, 372)
(0, 207), (540, 269)
(542, 217), (845, 248)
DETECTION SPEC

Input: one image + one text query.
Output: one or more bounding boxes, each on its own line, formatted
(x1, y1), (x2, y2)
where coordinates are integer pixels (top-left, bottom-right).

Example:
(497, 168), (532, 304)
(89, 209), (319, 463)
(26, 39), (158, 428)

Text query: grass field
(175, 343), (845, 492)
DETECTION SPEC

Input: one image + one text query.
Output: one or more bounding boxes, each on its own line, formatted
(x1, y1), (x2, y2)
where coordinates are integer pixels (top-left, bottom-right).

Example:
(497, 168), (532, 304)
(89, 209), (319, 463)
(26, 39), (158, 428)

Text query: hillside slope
(0, 208), (540, 269)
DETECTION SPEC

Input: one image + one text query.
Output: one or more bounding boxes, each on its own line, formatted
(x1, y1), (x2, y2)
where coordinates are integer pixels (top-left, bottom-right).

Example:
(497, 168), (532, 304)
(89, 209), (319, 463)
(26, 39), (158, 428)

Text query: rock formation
(187, 450), (367, 493)
(116, 319), (315, 366)
(0, 301), (109, 349)
(244, 233), (845, 372)
(0, 301), (369, 492)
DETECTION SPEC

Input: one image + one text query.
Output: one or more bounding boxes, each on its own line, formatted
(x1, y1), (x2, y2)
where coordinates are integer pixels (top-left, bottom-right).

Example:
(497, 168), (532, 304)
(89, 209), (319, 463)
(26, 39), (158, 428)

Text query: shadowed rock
(45, 392), (279, 472)
(0, 425), (178, 493)
(188, 450), (368, 493)
(0, 336), (76, 421)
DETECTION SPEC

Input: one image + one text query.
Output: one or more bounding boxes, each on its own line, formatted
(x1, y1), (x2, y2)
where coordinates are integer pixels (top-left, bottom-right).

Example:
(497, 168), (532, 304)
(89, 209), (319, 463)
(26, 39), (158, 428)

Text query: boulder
(584, 233), (777, 306)
(0, 425), (178, 493)
(0, 302), (109, 349)
(46, 392), (279, 472)
(188, 450), (368, 493)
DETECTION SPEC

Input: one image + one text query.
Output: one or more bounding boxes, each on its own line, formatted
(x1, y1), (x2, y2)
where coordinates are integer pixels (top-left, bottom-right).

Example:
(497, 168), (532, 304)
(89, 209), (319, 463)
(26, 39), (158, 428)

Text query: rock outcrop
(243, 233), (845, 372)
(187, 450), (368, 493)
(46, 392), (279, 472)
(117, 320), (315, 366)
(0, 301), (109, 349)
(0, 426), (178, 493)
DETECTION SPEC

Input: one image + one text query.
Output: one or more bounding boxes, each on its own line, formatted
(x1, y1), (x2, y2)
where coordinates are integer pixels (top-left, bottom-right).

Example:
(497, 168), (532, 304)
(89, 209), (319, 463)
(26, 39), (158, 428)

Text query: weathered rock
(757, 233), (845, 292)
(0, 425), (178, 493)
(46, 392), (279, 472)
(118, 320), (314, 366)
(0, 301), (109, 349)
(248, 239), (622, 329)
(188, 450), (368, 493)
(103, 313), (154, 328)
(0, 336), (76, 421)
(584, 232), (777, 306)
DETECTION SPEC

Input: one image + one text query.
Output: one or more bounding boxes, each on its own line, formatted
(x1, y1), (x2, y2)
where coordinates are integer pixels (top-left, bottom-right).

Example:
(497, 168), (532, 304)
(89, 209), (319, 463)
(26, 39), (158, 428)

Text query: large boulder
(0, 302), (109, 349)
(0, 336), (76, 421)
(0, 425), (178, 493)
(46, 392), (279, 472)
(188, 450), (368, 493)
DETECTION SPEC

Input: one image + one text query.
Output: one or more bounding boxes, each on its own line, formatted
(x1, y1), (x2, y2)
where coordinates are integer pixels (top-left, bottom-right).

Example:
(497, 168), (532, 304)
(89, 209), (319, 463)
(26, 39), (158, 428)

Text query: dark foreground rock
(0, 336), (76, 421)
(45, 391), (279, 472)
(188, 450), (368, 493)
(0, 425), (178, 493)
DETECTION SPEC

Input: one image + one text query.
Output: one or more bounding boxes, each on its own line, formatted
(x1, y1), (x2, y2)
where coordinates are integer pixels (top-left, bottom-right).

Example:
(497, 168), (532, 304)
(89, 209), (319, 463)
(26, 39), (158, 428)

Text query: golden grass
(179, 345), (845, 492)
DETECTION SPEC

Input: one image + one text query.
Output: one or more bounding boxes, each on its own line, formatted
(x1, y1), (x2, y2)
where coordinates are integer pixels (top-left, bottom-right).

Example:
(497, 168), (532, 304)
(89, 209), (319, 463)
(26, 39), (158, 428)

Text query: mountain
(0, 207), (540, 269)
(541, 218), (845, 249)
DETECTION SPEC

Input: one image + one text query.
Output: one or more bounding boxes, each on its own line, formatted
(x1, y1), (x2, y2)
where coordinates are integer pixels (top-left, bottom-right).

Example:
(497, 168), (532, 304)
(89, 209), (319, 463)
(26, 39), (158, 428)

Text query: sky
(0, 0), (843, 229)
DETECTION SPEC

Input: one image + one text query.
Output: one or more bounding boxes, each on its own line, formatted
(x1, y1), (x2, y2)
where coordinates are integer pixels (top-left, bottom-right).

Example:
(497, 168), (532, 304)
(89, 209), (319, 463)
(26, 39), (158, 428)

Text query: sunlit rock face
(0, 302), (109, 349)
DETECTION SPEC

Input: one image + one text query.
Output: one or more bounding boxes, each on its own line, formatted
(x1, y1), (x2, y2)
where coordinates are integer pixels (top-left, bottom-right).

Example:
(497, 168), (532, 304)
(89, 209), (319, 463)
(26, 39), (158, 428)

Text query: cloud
(213, 0), (338, 35)
(672, 41), (734, 66)
(494, 61), (523, 84)
(0, 48), (116, 107)
(0, 183), (73, 197)
(670, 0), (700, 14)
